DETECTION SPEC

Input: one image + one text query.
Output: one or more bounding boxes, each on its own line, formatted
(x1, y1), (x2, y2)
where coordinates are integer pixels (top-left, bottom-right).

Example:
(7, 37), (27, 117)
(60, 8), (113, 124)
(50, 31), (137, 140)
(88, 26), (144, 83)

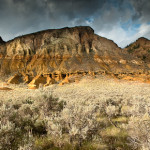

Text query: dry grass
(0, 75), (150, 149)
(1, 75), (150, 103)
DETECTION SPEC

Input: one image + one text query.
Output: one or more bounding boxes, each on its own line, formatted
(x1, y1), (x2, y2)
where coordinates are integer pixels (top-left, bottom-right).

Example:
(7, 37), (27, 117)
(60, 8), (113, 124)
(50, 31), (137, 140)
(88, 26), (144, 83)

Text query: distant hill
(125, 37), (150, 65)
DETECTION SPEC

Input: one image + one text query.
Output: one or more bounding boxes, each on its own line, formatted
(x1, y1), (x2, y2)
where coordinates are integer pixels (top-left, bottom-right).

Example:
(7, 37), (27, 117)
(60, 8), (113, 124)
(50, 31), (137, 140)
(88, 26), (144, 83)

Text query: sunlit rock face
(0, 26), (149, 86)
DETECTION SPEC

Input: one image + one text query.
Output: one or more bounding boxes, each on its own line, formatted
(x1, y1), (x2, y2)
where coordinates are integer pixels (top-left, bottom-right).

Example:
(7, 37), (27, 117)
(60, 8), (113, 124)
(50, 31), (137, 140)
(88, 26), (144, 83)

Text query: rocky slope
(0, 26), (149, 88)
(0, 36), (5, 44)
(125, 37), (150, 65)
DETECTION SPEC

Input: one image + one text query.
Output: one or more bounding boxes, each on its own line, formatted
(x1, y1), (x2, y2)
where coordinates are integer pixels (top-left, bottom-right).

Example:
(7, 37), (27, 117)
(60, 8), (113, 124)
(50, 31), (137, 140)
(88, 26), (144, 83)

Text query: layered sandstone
(0, 26), (150, 86)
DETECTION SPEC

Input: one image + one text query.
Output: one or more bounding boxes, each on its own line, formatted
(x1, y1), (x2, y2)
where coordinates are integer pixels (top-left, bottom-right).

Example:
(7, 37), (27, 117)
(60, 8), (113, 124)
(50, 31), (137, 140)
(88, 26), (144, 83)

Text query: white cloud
(136, 23), (150, 37)
(97, 23), (150, 48)
(98, 24), (131, 48)
(124, 23), (150, 46)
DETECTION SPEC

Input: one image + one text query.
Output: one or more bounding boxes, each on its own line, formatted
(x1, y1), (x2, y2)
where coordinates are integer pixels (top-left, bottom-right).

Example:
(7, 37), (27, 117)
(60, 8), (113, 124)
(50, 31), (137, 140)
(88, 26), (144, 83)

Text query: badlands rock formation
(125, 37), (150, 64)
(0, 26), (149, 88)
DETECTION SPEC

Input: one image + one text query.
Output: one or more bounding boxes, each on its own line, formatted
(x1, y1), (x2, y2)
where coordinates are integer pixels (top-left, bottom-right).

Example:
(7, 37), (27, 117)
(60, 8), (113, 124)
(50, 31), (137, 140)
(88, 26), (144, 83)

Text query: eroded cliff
(0, 26), (149, 88)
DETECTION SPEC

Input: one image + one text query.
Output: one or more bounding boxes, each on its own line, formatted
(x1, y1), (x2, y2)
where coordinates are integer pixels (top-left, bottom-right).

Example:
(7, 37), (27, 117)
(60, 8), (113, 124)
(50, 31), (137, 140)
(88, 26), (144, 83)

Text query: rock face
(0, 87), (12, 91)
(125, 37), (150, 63)
(7, 74), (23, 84)
(0, 36), (5, 44)
(0, 26), (150, 86)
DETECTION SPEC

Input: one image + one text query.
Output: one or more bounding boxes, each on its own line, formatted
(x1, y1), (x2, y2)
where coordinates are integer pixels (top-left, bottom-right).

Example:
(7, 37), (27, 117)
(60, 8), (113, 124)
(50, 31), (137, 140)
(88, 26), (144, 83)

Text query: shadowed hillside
(125, 37), (150, 64)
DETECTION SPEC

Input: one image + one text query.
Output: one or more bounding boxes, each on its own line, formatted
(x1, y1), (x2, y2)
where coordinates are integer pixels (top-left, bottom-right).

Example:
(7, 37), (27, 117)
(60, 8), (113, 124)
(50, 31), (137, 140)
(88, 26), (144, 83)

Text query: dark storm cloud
(45, 0), (109, 29)
(0, 0), (104, 40)
(131, 0), (150, 23)
(45, 0), (104, 18)
(0, 0), (150, 47)
(0, 0), (49, 40)
(0, 0), (124, 41)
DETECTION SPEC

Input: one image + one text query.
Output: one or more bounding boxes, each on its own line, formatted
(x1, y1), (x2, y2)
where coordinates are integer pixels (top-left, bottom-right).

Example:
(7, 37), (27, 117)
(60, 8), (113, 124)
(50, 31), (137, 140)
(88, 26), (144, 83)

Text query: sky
(0, 0), (150, 48)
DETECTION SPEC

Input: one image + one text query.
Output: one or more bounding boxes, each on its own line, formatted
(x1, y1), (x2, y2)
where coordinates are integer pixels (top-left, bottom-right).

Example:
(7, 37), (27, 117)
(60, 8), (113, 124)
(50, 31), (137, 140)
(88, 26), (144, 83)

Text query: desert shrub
(127, 44), (140, 53)
(104, 98), (121, 117)
(125, 99), (150, 150)
(0, 94), (65, 149)
(128, 48), (134, 53)
(33, 136), (55, 150)
(46, 104), (101, 146)
(106, 104), (119, 117)
(0, 103), (22, 149)
(38, 94), (65, 114)
(127, 114), (150, 150)
(142, 55), (147, 61)
(0, 120), (20, 150)
(1, 77), (150, 149)
(133, 44), (140, 49)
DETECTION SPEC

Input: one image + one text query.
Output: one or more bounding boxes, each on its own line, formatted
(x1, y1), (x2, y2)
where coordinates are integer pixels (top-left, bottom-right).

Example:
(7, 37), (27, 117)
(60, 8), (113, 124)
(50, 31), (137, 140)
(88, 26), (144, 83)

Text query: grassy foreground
(0, 76), (150, 150)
